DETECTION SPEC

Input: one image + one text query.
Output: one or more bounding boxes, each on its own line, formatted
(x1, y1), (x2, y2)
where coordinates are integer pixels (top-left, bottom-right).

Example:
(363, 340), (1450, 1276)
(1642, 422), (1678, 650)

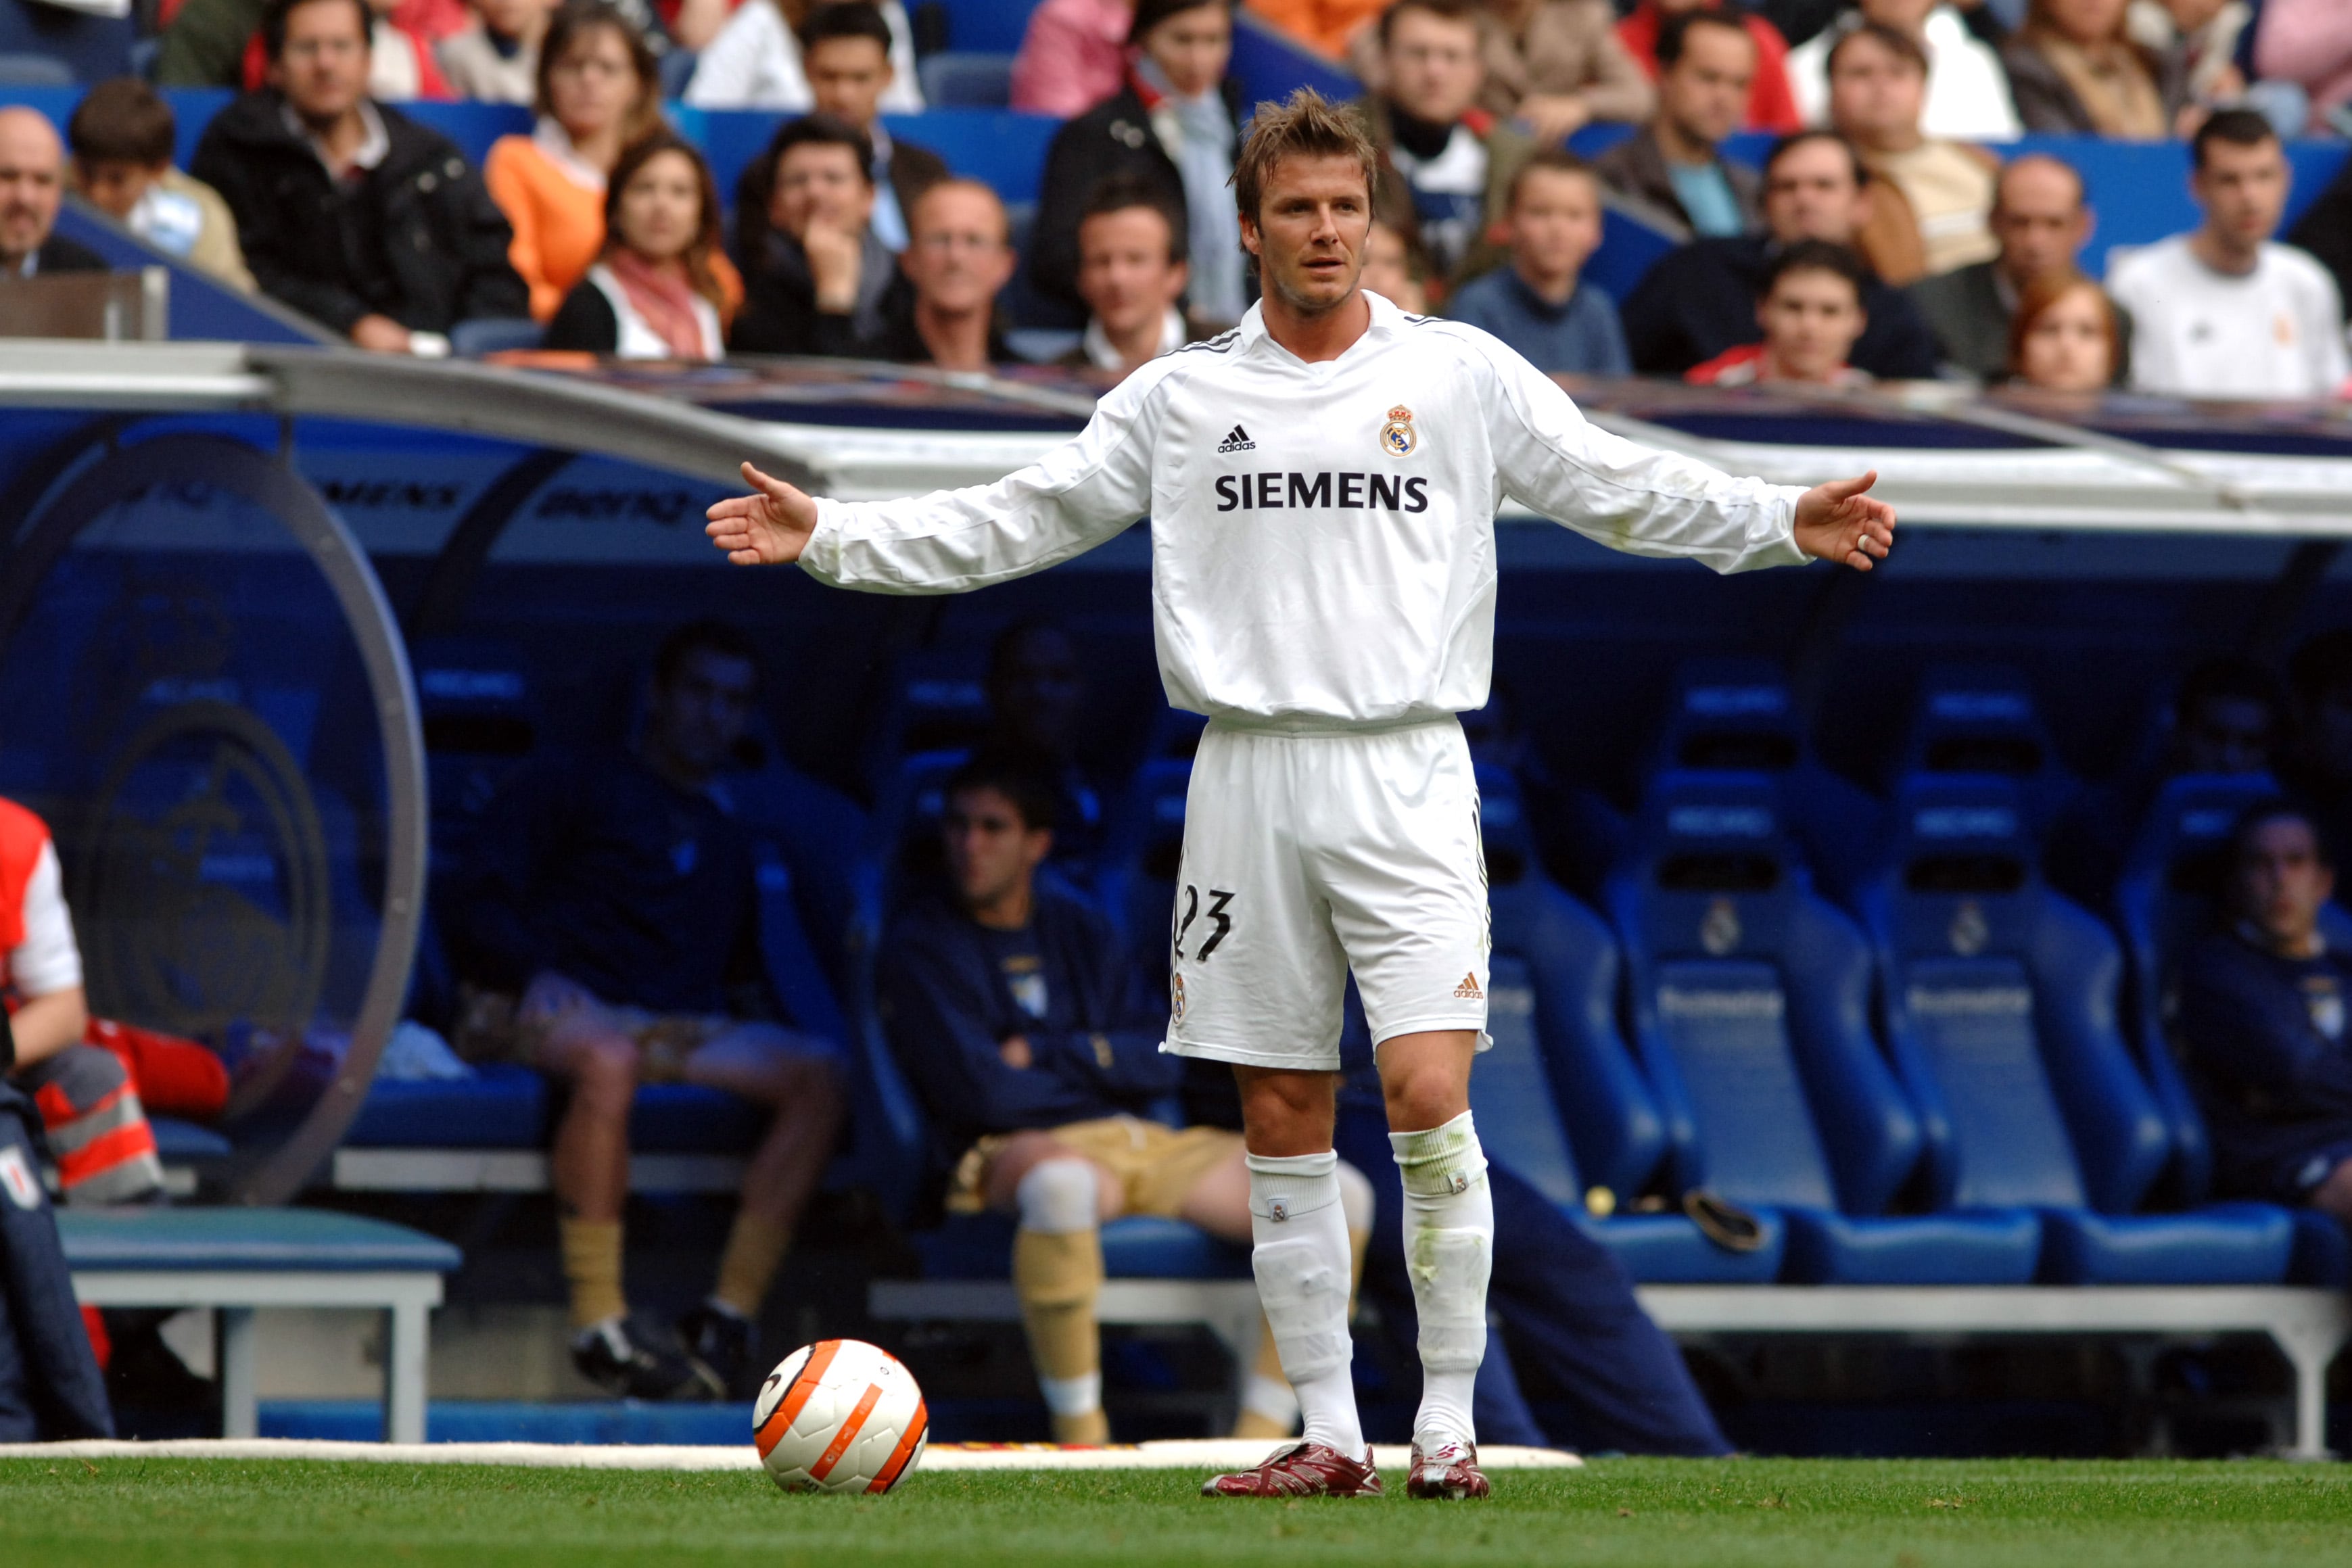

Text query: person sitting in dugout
(878, 751), (1374, 1446)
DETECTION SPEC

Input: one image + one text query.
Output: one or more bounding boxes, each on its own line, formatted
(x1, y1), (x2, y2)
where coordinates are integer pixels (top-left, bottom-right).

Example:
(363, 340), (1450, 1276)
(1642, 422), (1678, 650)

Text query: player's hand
(1793, 469), (1896, 572)
(997, 1035), (1033, 1070)
(705, 462), (820, 566)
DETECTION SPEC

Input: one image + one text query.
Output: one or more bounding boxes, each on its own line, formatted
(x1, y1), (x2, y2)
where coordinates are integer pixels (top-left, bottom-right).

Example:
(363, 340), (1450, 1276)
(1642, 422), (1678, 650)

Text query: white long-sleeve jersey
(801, 292), (1810, 728)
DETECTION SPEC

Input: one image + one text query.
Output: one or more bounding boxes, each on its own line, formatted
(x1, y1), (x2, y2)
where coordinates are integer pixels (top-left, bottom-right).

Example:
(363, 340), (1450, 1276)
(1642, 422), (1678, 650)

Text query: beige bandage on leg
(558, 1218), (626, 1331)
(712, 1213), (794, 1318)
(1012, 1158), (1108, 1444)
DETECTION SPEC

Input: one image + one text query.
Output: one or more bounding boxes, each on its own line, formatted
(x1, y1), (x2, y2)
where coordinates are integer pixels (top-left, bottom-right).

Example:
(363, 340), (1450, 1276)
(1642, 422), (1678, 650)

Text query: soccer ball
(753, 1338), (928, 1494)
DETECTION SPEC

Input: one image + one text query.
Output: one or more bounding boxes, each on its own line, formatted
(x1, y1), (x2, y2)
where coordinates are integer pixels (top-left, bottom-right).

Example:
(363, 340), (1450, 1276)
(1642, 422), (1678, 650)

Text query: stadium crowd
(20, 0), (2352, 1443)
(0, 0), (2347, 389)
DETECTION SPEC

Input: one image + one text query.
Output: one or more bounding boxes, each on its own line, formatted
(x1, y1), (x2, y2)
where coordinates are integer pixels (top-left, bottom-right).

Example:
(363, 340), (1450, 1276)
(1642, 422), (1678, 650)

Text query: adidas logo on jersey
(1215, 425), (1255, 453)
(1455, 972), (1484, 999)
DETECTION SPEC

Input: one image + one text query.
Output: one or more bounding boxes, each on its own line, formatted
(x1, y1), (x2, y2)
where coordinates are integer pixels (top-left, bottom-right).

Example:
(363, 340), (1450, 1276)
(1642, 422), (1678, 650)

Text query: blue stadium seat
(0, 0), (129, 82)
(1604, 771), (2040, 1284)
(917, 51), (1014, 108)
(1650, 659), (1808, 776)
(1894, 664), (2071, 825)
(1852, 776), (2294, 1285)
(449, 318), (544, 357)
(912, 1210), (1249, 1281)
(861, 647), (991, 794)
(347, 1062), (547, 1147)
(0, 50), (70, 84)
(935, 0), (1043, 53)
(1482, 869), (1783, 1283)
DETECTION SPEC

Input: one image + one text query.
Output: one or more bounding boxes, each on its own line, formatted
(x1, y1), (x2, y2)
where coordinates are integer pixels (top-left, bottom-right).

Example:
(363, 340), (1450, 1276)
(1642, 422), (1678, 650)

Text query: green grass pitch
(7, 1457), (2352, 1567)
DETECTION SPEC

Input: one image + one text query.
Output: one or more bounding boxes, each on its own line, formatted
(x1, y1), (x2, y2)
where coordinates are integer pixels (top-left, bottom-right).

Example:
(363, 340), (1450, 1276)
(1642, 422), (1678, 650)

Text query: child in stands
(1688, 239), (1873, 387)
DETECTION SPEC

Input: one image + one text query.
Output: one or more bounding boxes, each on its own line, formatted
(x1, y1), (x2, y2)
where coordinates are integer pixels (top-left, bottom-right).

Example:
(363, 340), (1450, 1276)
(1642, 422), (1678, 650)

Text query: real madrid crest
(1948, 898), (1988, 957)
(1380, 404), (1417, 457)
(1699, 897), (1741, 956)
(1171, 972), (1186, 1024)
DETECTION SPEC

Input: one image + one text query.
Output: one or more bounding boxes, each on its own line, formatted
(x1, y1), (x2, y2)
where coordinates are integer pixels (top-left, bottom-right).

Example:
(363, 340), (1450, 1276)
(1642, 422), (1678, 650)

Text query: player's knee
(1380, 1059), (1469, 1134)
(1016, 1158), (1101, 1235)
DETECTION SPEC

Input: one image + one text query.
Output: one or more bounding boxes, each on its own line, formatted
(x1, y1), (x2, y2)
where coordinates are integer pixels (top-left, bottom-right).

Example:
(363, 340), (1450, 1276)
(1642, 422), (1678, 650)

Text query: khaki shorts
(454, 976), (730, 1081)
(947, 1116), (1242, 1217)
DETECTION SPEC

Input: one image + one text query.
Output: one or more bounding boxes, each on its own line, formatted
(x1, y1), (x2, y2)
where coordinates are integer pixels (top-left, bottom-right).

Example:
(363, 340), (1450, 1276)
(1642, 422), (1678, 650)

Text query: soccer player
(707, 87), (1894, 1501)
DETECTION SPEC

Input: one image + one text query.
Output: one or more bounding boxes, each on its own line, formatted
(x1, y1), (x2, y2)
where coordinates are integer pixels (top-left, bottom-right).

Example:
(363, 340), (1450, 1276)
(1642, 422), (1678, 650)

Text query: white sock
(1245, 1149), (1363, 1456)
(1390, 1110), (1493, 1450)
(1039, 1371), (1102, 1417)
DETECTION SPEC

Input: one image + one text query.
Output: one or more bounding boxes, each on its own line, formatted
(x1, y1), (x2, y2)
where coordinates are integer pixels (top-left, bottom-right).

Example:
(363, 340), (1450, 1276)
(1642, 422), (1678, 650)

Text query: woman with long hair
(2001, 0), (2188, 137)
(486, 3), (669, 321)
(542, 132), (732, 359)
(2006, 270), (2121, 391)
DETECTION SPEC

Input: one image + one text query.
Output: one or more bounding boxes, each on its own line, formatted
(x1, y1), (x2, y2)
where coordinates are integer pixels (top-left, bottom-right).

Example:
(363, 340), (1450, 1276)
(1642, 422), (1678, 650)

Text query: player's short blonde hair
(1231, 88), (1378, 227)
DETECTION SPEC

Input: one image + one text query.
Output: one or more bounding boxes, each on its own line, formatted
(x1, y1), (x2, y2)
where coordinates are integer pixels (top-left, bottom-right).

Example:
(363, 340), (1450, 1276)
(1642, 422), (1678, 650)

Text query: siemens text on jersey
(1215, 472), (1430, 513)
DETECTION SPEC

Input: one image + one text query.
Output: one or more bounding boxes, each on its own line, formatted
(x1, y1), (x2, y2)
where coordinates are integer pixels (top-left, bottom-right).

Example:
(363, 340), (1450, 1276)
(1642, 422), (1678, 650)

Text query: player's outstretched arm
(705, 462), (819, 565)
(1792, 470), (1896, 571)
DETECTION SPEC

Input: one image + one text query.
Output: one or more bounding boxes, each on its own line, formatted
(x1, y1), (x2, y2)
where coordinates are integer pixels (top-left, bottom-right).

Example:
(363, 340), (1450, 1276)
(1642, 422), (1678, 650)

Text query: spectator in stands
(193, 0), (530, 353)
(2176, 801), (2352, 1222)
(878, 753), (1374, 1444)
(2249, 0), (2351, 137)
(863, 179), (1018, 369)
(2128, 0), (2282, 129)
(365, 0), (457, 97)
(2001, 0), (2188, 137)
(792, 3), (946, 253)
(1593, 9), (1762, 240)
(1361, 215), (1432, 310)
(2004, 270), (2119, 390)
(2107, 109), (2347, 401)
(1368, 0), (1533, 298)
(1825, 21), (1995, 286)
(485, 3), (665, 324)
(728, 114), (897, 356)
(1687, 237), (1873, 384)
(1349, 0), (1655, 145)
(1621, 128), (1939, 377)
(65, 82), (255, 292)
(2169, 657), (2282, 776)
(1011, 0), (1131, 114)
(438, 0), (554, 100)
(0, 108), (105, 279)
(2282, 631), (2352, 860)
(1618, 0), (1804, 132)
(448, 619), (847, 1400)
(1031, 0), (1246, 330)
(1061, 176), (1202, 375)
(542, 132), (729, 356)
(1907, 152), (2092, 381)
(1448, 149), (1629, 373)
(1787, 0), (2022, 139)
(682, 0), (923, 112)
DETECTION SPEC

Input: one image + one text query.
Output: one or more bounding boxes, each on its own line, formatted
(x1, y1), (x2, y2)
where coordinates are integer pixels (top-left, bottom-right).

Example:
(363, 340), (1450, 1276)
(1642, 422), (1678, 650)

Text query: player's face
(2194, 135), (2289, 252)
(770, 144), (873, 238)
(2233, 817), (2332, 951)
(2014, 283), (2113, 392)
(1076, 207), (1187, 343)
(645, 648), (756, 781)
(1242, 153), (1372, 319)
(943, 786), (1052, 911)
(1758, 268), (1865, 381)
(806, 37), (891, 130)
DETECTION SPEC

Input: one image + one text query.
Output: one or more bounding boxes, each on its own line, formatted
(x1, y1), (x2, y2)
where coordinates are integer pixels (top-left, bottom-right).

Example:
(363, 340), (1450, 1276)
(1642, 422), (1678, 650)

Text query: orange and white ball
(753, 1339), (928, 1494)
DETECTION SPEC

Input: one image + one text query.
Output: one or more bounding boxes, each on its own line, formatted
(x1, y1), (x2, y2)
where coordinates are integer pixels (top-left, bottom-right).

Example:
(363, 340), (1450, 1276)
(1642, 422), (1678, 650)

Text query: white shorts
(1160, 715), (1493, 1072)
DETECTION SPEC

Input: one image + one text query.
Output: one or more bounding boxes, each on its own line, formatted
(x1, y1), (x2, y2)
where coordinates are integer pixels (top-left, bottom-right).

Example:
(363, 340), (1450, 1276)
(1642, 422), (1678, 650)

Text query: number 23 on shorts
(1173, 884), (1235, 961)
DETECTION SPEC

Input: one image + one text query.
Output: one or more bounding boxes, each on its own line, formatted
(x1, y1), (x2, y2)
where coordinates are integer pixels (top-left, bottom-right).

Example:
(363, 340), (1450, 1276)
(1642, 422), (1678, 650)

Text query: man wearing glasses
(856, 177), (1018, 370)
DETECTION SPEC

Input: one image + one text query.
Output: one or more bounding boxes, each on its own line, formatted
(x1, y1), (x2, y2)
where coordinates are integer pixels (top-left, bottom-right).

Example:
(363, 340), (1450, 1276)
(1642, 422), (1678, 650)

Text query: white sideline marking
(0, 1438), (1583, 1473)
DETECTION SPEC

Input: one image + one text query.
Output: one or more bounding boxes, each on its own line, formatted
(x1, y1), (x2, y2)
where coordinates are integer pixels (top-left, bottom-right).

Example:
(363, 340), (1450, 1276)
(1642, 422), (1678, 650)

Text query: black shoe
(104, 1312), (218, 1429)
(571, 1312), (724, 1401)
(676, 1300), (755, 1398)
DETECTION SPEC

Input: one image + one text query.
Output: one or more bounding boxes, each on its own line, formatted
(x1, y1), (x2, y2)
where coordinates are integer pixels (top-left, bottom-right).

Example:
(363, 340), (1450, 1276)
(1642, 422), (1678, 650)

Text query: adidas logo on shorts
(1216, 425), (1255, 453)
(1454, 972), (1484, 999)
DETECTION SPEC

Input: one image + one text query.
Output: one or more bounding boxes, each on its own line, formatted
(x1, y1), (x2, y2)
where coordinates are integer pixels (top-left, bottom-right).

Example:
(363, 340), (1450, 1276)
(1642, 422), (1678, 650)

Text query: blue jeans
(1338, 1106), (1728, 1456)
